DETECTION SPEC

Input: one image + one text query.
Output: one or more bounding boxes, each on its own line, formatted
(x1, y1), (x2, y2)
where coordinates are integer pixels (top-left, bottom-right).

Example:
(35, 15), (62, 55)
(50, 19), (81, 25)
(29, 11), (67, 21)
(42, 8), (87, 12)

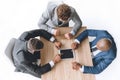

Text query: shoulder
(47, 2), (57, 13)
(69, 6), (76, 16)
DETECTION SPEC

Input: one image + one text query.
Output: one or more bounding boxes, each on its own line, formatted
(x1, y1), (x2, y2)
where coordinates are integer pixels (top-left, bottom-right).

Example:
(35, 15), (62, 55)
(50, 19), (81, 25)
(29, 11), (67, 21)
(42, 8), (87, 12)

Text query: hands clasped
(72, 62), (82, 70)
(53, 54), (61, 64)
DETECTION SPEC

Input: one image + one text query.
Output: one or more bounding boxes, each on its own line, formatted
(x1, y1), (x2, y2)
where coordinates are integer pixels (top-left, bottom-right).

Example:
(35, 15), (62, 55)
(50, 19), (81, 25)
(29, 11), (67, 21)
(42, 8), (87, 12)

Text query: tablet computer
(59, 49), (74, 59)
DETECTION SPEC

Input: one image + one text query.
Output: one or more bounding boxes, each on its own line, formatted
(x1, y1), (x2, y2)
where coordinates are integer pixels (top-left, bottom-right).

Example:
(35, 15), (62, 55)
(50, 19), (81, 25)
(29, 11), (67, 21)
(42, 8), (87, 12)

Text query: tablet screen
(59, 49), (74, 59)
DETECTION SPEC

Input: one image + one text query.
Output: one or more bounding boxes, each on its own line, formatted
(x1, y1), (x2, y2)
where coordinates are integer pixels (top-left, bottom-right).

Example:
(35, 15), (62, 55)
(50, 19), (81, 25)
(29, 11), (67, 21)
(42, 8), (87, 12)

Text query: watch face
(60, 49), (74, 59)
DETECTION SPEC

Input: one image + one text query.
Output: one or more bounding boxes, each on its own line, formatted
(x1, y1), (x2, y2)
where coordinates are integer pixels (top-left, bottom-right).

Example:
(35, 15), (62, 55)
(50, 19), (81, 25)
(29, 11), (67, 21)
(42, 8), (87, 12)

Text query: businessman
(71, 29), (117, 74)
(38, 2), (82, 39)
(12, 29), (62, 78)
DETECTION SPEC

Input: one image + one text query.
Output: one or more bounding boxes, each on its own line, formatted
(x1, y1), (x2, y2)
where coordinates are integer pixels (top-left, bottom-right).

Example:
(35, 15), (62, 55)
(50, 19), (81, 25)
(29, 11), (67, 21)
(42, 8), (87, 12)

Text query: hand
(54, 41), (62, 49)
(53, 54), (61, 64)
(71, 42), (79, 50)
(64, 33), (73, 39)
(53, 29), (60, 36)
(72, 62), (82, 70)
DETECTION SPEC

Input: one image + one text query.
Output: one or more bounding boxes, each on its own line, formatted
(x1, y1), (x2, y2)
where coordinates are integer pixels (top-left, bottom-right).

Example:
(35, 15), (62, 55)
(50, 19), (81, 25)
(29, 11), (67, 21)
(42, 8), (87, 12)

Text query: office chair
(5, 38), (16, 65)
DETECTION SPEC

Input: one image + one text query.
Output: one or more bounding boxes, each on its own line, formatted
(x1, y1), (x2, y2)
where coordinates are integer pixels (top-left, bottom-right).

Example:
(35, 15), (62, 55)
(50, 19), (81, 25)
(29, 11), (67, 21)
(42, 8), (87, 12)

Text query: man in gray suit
(12, 29), (62, 78)
(38, 2), (82, 39)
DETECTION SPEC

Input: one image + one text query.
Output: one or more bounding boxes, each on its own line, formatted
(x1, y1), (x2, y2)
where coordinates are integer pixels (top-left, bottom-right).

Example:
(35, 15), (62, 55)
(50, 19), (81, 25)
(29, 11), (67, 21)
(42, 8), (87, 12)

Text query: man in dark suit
(71, 29), (117, 74)
(12, 29), (62, 78)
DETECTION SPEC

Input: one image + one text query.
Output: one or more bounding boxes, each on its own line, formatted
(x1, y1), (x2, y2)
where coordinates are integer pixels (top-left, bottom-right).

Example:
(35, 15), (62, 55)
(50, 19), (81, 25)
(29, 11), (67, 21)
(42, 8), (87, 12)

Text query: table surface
(40, 27), (95, 80)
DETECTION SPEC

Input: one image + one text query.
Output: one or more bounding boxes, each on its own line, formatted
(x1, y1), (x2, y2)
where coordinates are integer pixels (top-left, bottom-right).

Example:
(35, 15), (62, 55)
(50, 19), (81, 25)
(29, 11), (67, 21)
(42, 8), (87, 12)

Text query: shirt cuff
(49, 60), (55, 68)
(70, 30), (75, 36)
(50, 37), (56, 42)
(36, 59), (41, 66)
(58, 50), (61, 54)
(79, 66), (84, 72)
(50, 29), (55, 35)
(74, 39), (80, 44)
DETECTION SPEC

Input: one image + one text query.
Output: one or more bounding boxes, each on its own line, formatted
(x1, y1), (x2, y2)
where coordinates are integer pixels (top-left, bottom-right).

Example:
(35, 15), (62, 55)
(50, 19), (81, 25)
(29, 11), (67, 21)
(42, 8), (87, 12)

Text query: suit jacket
(12, 29), (54, 78)
(76, 29), (117, 74)
(38, 2), (82, 35)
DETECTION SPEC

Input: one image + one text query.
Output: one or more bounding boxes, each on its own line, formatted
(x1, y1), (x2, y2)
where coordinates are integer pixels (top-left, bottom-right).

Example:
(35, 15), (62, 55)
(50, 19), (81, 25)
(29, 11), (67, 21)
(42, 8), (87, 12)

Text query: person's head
(96, 38), (112, 51)
(27, 38), (44, 54)
(57, 4), (71, 22)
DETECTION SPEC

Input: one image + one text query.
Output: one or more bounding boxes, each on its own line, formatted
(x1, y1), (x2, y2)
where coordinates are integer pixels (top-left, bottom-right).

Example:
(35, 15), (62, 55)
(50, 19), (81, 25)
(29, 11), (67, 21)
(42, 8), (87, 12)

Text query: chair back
(5, 38), (17, 64)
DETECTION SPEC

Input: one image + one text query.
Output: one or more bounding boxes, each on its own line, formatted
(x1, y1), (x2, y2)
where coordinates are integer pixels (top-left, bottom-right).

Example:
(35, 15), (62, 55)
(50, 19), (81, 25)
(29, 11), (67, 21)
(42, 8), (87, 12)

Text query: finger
(55, 46), (58, 49)
(72, 62), (75, 64)
(57, 46), (60, 49)
(72, 66), (75, 70)
(55, 45), (59, 49)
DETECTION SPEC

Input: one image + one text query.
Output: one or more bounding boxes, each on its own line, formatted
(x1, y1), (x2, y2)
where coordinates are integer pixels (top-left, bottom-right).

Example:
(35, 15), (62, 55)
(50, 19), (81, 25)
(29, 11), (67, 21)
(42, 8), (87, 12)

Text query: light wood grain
(40, 27), (95, 80)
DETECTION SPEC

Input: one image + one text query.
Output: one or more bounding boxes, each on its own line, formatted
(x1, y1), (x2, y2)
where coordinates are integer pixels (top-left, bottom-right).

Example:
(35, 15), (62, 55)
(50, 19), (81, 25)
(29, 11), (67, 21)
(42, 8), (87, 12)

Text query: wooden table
(40, 27), (95, 80)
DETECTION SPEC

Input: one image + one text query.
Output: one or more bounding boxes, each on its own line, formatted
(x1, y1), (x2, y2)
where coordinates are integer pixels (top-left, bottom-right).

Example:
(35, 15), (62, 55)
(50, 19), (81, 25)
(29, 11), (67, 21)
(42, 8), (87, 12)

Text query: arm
(72, 30), (109, 49)
(75, 30), (88, 42)
(38, 2), (57, 34)
(19, 29), (62, 49)
(72, 57), (114, 74)
(38, 10), (54, 33)
(83, 57), (114, 74)
(71, 9), (82, 35)
(21, 62), (51, 75)
(64, 11), (82, 40)
(16, 51), (51, 76)
(18, 29), (53, 41)
(71, 30), (88, 49)
(87, 29), (108, 37)
(75, 29), (109, 42)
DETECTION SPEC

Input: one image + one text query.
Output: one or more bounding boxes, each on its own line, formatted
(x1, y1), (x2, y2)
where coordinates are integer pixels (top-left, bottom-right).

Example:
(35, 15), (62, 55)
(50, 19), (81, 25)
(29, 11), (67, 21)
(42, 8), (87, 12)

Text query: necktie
(58, 20), (63, 25)
(91, 47), (98, 52)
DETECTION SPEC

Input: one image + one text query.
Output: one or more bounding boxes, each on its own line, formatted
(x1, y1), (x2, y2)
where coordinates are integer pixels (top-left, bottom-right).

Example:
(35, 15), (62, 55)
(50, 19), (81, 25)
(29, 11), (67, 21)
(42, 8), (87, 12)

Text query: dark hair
(28, 38), (44, 50)
(57, 4), (71, 21)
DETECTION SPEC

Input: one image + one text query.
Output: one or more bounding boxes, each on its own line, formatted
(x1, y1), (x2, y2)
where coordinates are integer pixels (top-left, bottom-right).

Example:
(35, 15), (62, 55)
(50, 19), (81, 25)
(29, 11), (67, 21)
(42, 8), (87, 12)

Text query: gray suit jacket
(38, 2), (82, 35)
(12, 29), (54, 78)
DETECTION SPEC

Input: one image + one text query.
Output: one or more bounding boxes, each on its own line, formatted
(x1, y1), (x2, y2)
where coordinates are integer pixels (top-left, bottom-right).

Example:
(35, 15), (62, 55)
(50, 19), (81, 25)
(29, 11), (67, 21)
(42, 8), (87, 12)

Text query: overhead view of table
(40, 27), (95, 80)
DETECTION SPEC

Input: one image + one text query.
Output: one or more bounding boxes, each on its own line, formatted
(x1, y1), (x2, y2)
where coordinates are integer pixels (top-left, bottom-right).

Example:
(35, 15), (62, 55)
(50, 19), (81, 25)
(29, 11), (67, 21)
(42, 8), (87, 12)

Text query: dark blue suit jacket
(76, 29), (117, 74)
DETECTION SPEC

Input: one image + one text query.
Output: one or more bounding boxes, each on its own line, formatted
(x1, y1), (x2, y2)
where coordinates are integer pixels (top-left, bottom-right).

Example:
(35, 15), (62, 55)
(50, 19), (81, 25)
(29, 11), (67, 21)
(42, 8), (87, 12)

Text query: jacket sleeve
(38, 2), (57, 33)
(76, 29), (109, 42)
(71, 9), (82, 35)
(18, 29), (53, 41)
(87, 29), (108, 37)
(38, 10), (53, 33)
(83, 57), (114, 74)
(16, 51), (51, 76)
(21, 62), (51, 76)
(76, 30), (88, 42)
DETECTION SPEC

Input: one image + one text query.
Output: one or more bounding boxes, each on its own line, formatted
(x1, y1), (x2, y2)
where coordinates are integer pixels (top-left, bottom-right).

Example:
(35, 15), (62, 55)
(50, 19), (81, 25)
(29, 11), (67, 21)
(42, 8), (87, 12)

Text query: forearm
(21, 62), (51, 75)
(29, 29), (54, 41)
(76, 30), (88, 42)
(38, 22), (54, 34)
(71, 10), (82, 35)
(71, 20), (82, 35)
(83, 59), (112, 74)
(38, 10), (55, 34)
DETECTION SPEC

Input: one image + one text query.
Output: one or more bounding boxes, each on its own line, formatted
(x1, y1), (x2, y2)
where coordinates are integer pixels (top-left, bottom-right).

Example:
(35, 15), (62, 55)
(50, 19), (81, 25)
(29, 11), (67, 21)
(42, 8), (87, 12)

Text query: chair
(5, 38), (17, 65)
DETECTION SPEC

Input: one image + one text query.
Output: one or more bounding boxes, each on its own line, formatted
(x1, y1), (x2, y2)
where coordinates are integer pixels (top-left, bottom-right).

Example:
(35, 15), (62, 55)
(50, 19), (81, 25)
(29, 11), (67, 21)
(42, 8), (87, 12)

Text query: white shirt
(49, 60), (55, 68)
(80, 45), (102, 72)
(91, 45), (101, 58)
